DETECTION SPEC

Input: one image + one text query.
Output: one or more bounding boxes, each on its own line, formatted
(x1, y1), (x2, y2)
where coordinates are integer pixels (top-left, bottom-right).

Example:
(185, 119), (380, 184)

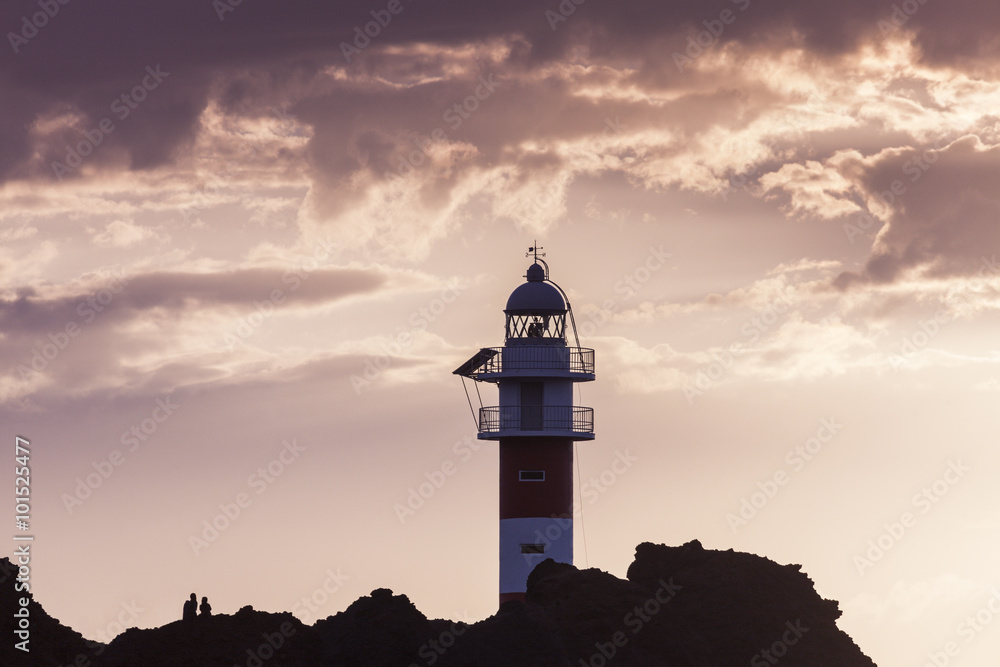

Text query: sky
(2, 0), (1000, 664)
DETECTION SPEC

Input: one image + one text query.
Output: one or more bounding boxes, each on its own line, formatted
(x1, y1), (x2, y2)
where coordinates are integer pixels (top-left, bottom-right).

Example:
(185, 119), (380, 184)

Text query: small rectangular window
(519, 470), (545, 481)
(520, 544), (546, 554)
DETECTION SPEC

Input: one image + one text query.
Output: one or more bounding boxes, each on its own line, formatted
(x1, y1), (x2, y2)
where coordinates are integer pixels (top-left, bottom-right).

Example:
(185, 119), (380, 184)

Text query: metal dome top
(526, 263), (545, 282)
(504, 263), (566, 314)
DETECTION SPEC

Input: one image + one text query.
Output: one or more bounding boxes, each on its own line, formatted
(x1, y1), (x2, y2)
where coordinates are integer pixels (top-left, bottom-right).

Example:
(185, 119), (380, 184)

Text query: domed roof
(504, 263), (566, 313)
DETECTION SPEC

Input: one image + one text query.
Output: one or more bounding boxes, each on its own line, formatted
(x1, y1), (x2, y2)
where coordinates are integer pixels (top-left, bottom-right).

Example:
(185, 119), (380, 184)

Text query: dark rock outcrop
(314, 587), (436, 666)
(622, 540), (870, 665)
(0, 557), (99, 667)
(0, 542), (878, 666)
(97, 606), (319, 667)
(432, 540), (874, 666)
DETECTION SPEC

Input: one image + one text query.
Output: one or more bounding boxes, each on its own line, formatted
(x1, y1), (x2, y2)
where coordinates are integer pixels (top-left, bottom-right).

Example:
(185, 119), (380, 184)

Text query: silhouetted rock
(0, 542), (877, 666)
(623, 540), (870, 666)
(431, 599), (565, 666)
(430, 541), (873, 666)
(313, 588), (435, 666)
(98, 605), (318, 667)
(0, 557), (100, 667)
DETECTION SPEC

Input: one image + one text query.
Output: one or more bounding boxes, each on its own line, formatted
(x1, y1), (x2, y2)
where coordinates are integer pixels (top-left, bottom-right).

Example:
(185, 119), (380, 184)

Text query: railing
(470, 347), (594, 378)
(478, 405), (594, 435)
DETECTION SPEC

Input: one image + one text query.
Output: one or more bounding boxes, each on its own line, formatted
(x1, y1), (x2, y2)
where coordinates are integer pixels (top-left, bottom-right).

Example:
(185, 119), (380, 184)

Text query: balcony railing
(478, 405), (594, 437)
(464, 347), (594, 379)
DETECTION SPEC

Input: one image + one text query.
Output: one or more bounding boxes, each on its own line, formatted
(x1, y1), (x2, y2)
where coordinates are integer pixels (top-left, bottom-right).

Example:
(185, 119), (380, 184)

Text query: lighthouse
(454, 247), (595, 604)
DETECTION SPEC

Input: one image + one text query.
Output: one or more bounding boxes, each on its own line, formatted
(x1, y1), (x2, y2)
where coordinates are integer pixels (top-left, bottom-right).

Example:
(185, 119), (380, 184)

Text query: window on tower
(520, 544), (546, 554)
(505, 313), (566, 340)
(519, 470), (545, 481)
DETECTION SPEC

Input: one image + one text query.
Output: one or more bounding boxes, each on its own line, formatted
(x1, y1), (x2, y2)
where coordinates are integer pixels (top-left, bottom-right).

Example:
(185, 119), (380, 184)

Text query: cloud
(844, 574), (984, 625)
(5, 0), (1000, 359)
(1, 0), (999, 282)
(0, 266), (388, 404)
(586, 251), (1000, 395)
(761, 155), (861, 219)
(0, 240), (56, 285)
(2, 0), (997, 191)
(92, 219), (164, 248)
(835, 136), (1000, 287)
(607, 312), (883, 396)
(0, 267), (384, 330)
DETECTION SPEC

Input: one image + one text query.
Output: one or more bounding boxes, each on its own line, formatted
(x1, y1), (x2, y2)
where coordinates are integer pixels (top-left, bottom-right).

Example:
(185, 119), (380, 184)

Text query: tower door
(521, 382), (543, 430)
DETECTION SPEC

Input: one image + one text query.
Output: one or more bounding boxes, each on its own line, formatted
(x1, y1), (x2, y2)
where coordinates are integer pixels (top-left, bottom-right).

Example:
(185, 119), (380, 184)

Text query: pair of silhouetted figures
(182, 593), (211, 621)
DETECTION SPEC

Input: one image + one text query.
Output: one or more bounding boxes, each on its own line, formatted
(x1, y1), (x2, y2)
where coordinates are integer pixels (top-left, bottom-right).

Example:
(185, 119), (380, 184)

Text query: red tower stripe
(499, 437), (573, 520)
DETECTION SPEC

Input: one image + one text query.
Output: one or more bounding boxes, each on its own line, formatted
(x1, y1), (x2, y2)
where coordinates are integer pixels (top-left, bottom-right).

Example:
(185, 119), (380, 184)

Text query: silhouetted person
(183, 593), (197, 622)
(200, 596), (212, 617)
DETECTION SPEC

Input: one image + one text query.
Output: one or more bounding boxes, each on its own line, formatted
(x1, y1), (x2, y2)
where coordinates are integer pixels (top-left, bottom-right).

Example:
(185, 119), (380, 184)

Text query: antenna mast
(527, 243), (581, 348)
(526, 241), (549, 279)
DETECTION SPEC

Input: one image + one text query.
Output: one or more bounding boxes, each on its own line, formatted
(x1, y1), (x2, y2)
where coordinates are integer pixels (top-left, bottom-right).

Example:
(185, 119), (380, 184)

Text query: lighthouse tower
(454, 248), (595, 604)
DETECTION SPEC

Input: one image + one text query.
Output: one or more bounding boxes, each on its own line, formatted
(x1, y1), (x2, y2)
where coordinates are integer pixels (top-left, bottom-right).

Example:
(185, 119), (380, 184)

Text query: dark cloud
(124, 267), (384, 310)
(0, 267), (385, 335)
(0, 266), (390, 403)
(3, 0), (999, 185)
(835, 137), (1000, 288)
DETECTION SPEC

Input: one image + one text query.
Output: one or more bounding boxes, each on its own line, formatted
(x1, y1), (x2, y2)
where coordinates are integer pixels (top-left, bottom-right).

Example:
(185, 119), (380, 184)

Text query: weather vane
(526, 241), (545, 263)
